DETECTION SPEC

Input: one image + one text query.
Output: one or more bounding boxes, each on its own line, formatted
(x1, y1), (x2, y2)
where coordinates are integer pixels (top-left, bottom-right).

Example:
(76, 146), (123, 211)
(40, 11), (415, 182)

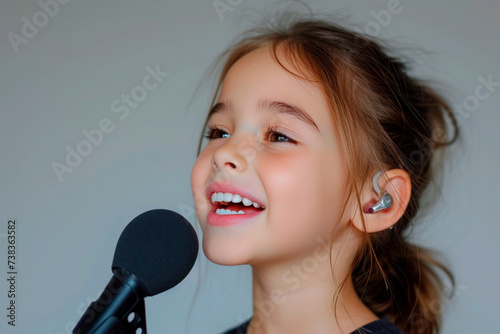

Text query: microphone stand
(73, 269), (148, 334)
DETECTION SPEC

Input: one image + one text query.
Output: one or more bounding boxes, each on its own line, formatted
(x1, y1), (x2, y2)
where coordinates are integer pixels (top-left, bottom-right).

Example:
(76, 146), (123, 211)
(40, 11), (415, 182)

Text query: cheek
(191, 150), (212, 220)
(261, 150), (346, 238)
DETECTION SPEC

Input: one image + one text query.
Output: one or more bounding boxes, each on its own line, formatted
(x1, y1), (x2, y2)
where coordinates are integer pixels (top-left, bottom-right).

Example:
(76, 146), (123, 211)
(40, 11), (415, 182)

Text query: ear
(351, 169), (411, 233)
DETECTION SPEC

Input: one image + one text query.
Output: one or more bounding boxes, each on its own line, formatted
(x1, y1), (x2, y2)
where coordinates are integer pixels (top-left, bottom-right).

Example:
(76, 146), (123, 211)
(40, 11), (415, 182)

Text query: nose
(211, 134), (251, 173)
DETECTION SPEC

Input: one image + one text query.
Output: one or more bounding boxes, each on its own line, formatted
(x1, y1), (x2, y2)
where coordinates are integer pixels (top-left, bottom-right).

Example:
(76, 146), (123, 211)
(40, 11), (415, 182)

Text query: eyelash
(203, 126), (296, 144)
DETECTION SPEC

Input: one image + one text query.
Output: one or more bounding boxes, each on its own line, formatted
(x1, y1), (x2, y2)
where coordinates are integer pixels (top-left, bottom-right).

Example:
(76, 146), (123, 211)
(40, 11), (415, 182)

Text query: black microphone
(73, 209), (199, 334)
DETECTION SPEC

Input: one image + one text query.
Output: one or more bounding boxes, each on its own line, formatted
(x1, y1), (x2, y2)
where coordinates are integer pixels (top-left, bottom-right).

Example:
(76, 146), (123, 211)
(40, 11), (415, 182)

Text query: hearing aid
(364, 171), (393, 214)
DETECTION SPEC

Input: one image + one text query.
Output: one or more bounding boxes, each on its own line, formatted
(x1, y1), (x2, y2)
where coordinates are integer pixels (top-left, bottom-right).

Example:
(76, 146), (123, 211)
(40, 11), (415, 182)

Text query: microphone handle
(73, 269), (148, 334)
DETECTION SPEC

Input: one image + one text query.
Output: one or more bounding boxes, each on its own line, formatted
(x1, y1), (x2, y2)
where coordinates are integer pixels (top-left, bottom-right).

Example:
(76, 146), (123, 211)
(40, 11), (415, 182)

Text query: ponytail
(348, 43), (459, 334)
(353, 236), (454, 334)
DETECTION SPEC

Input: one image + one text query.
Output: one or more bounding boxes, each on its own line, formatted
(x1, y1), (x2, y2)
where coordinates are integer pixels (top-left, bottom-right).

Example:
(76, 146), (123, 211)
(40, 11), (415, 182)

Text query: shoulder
(350, 318), (403, 334)
(220, 318), (402, 334)
(220, 319), (250, 334)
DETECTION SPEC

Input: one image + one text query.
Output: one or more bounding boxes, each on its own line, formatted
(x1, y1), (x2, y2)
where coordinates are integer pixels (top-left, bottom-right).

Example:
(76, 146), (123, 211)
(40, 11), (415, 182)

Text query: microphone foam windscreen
(112, 209), (198, 296)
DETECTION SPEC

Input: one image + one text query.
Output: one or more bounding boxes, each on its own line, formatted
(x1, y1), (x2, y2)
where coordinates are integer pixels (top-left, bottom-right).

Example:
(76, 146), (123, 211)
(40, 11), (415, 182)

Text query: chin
(202, 236), (254, 266)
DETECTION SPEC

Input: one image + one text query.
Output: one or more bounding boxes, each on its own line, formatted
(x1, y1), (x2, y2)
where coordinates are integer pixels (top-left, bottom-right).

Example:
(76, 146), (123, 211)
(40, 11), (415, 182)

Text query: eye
(265, 126), (296, 144)
(204, 126), (230, 140)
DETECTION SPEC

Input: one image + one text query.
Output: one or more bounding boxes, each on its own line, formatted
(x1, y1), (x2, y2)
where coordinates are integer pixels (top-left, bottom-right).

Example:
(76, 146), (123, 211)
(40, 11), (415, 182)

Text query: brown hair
(197, 14), (458, 334)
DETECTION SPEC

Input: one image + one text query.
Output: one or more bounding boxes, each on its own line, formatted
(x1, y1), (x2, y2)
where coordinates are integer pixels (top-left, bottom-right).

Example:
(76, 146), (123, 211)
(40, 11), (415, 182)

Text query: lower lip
(207, 209), (263, 227)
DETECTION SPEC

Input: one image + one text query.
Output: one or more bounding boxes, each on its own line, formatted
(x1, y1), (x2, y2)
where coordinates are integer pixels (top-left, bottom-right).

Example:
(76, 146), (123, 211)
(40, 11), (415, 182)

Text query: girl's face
(191, 47), (351, 267)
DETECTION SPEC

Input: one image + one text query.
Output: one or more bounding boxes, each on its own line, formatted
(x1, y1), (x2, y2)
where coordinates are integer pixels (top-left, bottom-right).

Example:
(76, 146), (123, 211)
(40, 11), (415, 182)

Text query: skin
(190, 46), (409, 333)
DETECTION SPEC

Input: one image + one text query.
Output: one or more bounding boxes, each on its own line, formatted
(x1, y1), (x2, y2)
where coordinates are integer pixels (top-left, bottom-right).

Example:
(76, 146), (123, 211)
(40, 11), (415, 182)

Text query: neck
(247, 251), (377, 334)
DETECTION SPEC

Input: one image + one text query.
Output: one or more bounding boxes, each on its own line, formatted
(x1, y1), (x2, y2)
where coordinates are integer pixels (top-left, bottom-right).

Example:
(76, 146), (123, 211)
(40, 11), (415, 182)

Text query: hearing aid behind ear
(365, 192), (393, 213)
(364, 171), (393, 214)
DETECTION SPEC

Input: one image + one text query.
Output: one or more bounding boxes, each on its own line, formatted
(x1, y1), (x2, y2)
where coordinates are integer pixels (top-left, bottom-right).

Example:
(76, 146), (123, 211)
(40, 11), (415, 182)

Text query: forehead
(221, 46), (319, 96)
(215, 47), (336, 134)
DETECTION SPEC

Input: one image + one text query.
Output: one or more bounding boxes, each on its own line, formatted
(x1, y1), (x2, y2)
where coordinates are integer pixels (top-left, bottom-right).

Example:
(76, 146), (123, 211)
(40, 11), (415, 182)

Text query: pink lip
(205, 183), (264, 207)
(205, 182), (265, 227)
(207, 210), (263, 227)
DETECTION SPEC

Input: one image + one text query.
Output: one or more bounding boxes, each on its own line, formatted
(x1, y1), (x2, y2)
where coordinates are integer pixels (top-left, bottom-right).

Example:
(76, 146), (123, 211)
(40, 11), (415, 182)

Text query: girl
(191, 13), (458, 334)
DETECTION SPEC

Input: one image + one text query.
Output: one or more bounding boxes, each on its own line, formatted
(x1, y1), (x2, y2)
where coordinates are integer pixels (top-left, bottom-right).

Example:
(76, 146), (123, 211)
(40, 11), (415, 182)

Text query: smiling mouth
(214, 201), (264, 215)
(211, 192), (265, 215)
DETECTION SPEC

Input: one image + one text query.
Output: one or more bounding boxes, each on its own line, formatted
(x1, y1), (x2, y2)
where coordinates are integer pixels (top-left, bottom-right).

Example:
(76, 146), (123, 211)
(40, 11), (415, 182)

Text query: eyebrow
(208, 99), (320, 133)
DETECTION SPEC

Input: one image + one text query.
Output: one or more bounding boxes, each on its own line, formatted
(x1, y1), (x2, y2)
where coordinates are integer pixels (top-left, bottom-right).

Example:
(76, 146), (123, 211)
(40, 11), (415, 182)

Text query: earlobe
(352, 170), (411, 233)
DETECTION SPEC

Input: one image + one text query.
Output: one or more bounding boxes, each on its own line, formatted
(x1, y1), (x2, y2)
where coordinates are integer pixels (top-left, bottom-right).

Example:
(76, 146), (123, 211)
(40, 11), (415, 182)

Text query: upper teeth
(211, 192), (263, 209)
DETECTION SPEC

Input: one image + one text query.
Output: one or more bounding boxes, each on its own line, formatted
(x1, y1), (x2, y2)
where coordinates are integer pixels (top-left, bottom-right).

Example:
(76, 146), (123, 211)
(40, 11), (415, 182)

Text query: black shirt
(222, 318), (403, 334)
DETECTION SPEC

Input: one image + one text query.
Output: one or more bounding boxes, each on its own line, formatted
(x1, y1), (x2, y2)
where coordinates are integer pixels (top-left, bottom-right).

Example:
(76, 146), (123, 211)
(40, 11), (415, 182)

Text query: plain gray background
(1, 0), (498, 333)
